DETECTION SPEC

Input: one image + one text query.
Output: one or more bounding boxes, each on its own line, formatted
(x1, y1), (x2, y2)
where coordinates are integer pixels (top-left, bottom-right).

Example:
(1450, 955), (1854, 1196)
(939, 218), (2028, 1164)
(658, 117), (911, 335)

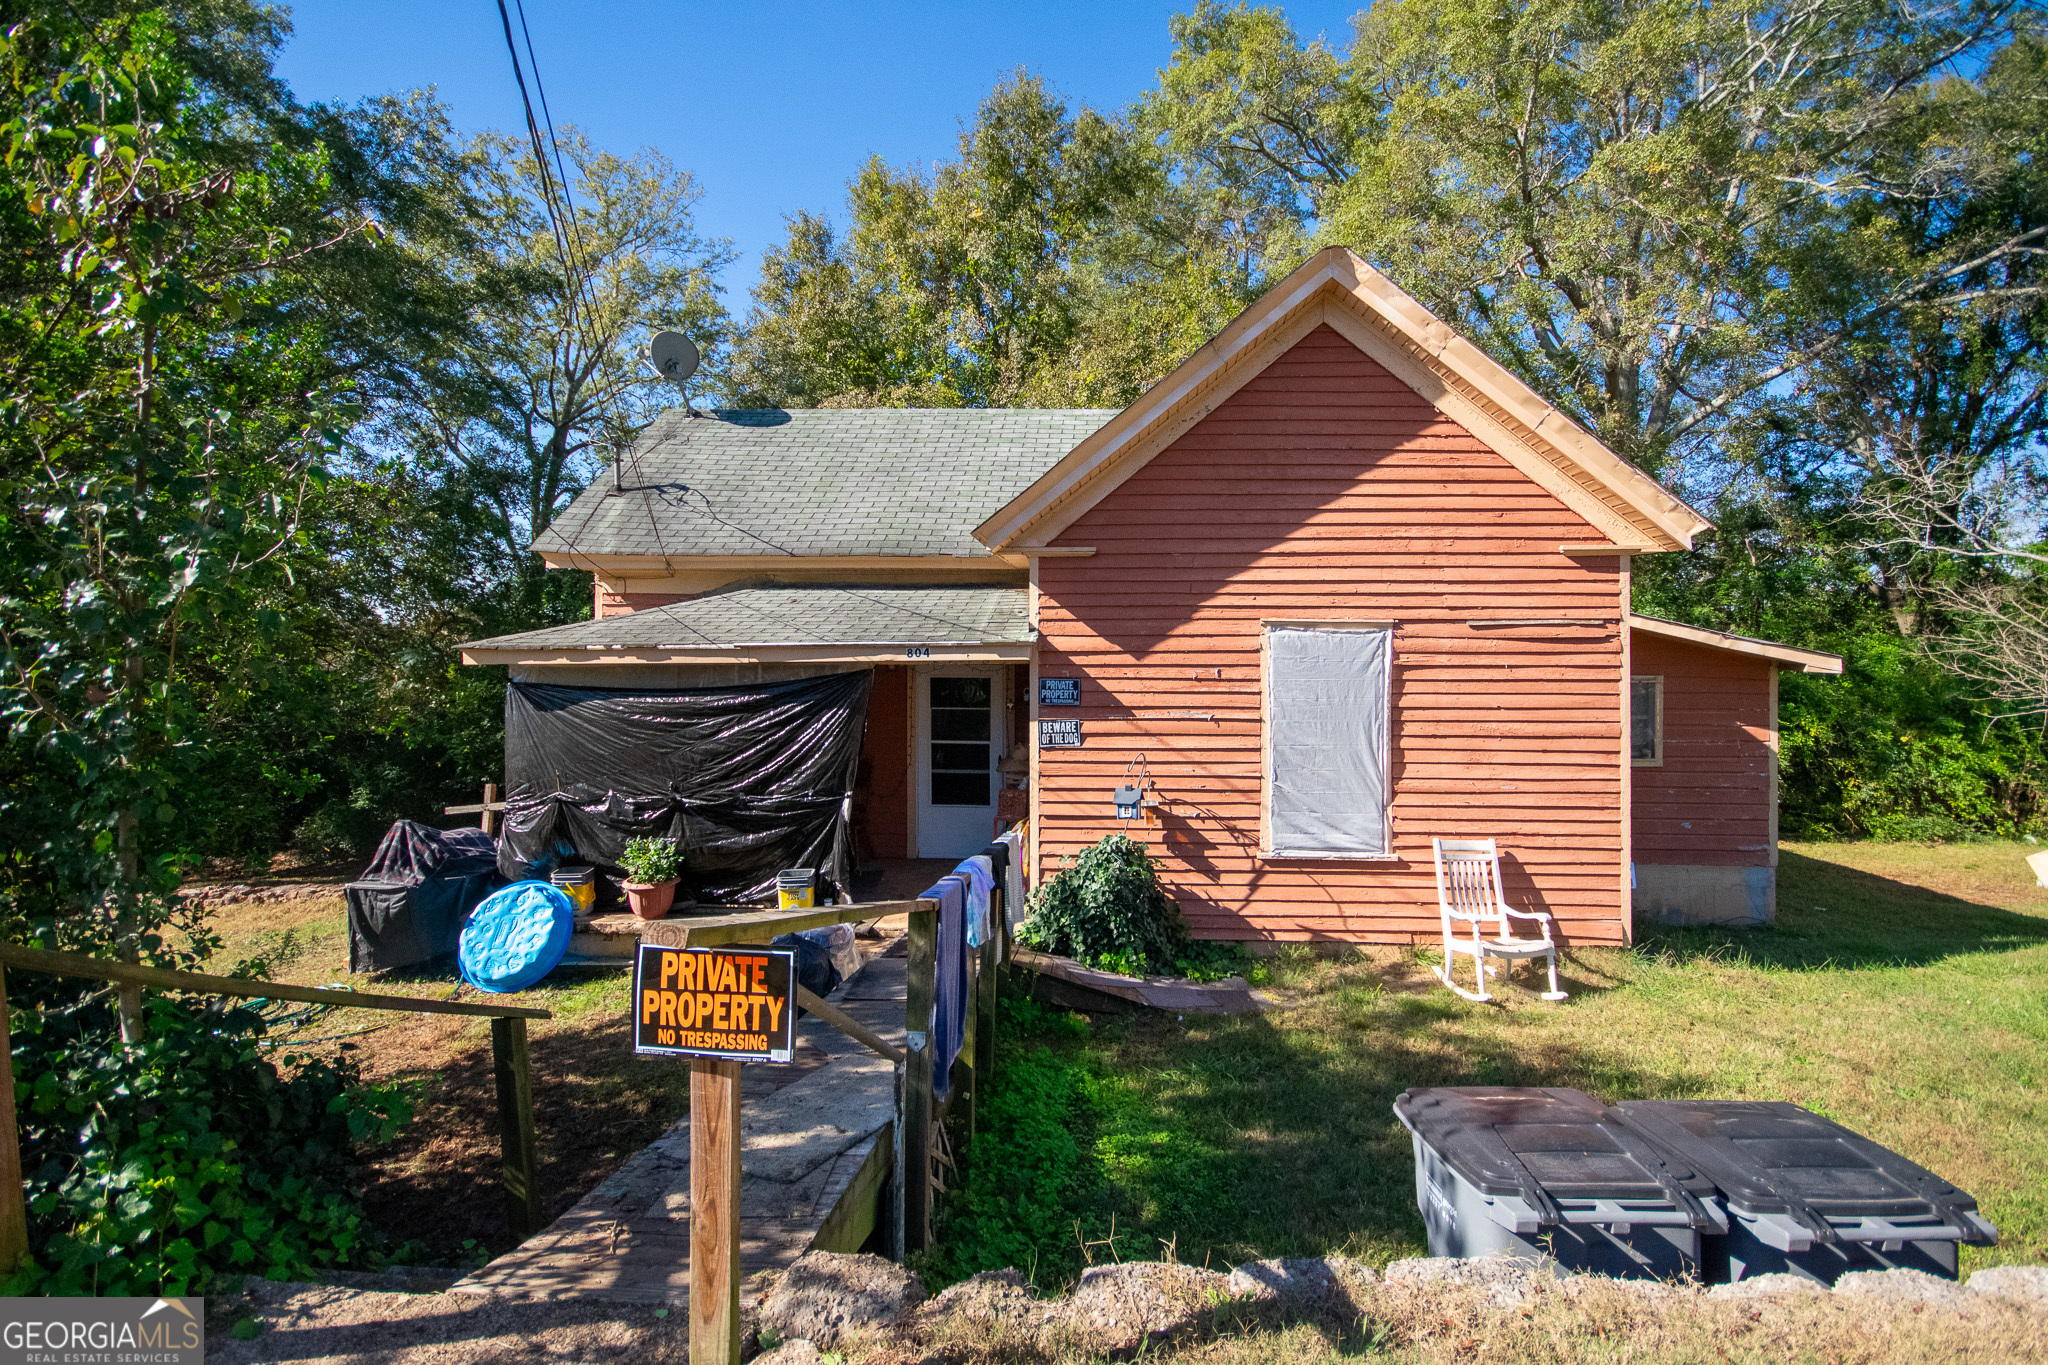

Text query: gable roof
(459, 585), (1033, 665)
(531, 407), (1113, 564)
(1629, 615), (1844, 674)
(974, 247), (1712, 555)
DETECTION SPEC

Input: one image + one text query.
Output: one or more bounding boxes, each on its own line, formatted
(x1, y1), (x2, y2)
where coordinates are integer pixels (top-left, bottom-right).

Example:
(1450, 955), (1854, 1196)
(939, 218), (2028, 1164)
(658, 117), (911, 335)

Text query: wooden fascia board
(462, 642), (1036, 668)
(534, 552), (1005, 574)
(973, 246), (1713, 555)
(1314, 301), (1656, 551)
(1627, 615), (1844, 674)
(1336, 260), (1711, 549)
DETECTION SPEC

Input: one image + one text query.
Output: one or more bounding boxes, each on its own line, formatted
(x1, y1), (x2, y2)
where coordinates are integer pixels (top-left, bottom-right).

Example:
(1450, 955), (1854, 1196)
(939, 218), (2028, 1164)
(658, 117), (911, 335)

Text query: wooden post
(690, 1058), (742, 1365)
(481, 782), (498, 836)
(972, 890), (1001, 1142)
(491, 1017), (543, 1241)
(959, 949), (977, 1141)
(902, 902), (937, 1255)
(0, 968), (28, 1275)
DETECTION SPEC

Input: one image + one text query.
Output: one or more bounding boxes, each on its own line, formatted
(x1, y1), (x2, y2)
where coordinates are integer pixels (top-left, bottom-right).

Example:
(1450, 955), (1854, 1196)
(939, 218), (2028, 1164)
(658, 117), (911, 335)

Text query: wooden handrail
(794, 986), (903, 1065)
(658, 898), (927, 948)
(0, 940), (556, 1270)
(0, 943), (550, 1020)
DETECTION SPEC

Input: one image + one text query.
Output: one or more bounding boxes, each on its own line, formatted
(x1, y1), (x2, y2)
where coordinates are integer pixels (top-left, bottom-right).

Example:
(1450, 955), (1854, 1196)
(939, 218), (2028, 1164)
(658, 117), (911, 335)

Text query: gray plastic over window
(1267, 626), (1391, 857)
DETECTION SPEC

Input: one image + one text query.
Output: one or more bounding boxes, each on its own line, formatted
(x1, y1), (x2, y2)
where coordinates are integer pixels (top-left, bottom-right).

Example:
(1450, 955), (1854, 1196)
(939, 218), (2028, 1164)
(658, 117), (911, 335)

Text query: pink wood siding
(597, 590), (693, 618)
(1630, 632), (1776, 869)
(1035, 324), (1630, 945)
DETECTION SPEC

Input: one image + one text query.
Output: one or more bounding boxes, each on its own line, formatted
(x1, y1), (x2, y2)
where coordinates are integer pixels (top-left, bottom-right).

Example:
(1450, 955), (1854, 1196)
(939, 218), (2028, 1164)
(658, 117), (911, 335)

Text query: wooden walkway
(452, 948), (910, 1304)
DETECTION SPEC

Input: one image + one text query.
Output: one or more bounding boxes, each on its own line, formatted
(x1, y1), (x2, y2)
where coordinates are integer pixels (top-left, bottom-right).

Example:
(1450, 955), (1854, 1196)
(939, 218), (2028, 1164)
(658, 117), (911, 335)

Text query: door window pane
(931, 677), (992, 708)
(931, 771), (991, 806)
(931, 709), (990, 742)
(930, 676), (994, 808)
(931, 742), (990, 771)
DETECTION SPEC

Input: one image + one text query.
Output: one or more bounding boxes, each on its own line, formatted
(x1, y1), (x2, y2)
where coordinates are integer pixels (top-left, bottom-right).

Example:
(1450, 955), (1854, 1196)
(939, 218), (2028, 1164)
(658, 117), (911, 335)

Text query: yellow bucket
(550, 866), (596, 916)
(777, 867), (816, 910)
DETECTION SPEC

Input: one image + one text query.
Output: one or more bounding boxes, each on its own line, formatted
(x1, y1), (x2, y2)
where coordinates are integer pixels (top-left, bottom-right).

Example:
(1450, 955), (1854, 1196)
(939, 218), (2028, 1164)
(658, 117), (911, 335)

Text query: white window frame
(1259, 619), (1396, 860)
(1631, 674), (1664, 768)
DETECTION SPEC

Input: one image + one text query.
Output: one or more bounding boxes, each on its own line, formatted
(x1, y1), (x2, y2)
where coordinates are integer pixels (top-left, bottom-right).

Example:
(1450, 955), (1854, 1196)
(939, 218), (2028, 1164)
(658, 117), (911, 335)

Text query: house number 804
(904, 646), (931, 658)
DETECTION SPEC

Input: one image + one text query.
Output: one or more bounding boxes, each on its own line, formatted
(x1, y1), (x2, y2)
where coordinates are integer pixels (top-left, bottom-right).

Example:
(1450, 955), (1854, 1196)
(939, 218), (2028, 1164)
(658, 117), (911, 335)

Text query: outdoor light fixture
(1114, 754), (1151, 822)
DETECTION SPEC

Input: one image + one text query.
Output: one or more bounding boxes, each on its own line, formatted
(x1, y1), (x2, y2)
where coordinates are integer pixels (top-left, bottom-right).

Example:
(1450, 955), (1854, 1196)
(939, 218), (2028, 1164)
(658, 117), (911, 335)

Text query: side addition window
(1263, 625), (1392, 858)
(1631, 675), (1663, 766)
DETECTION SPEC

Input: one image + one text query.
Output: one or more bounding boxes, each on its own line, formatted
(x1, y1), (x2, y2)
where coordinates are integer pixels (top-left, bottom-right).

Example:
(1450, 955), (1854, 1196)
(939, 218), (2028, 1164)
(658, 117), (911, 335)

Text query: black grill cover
(497, 672), (871, 906)
(346, 821), (503, 973)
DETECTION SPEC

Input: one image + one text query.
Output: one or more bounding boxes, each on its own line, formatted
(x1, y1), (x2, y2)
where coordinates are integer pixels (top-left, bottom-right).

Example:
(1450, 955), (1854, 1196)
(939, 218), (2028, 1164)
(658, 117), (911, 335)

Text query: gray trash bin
(1614, 1100), (1998, 1284)
(1395, 1087), (1727, 1280)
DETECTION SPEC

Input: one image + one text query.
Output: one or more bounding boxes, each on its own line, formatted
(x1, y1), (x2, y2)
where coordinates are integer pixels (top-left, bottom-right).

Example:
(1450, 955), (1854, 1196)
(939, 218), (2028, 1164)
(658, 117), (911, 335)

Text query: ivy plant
(1018, 834), (1194, 976)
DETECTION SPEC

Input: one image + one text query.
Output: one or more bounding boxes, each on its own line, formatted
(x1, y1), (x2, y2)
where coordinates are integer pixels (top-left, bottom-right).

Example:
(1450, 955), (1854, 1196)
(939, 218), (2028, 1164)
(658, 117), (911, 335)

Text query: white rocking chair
(1430, 838), (1568, 1002)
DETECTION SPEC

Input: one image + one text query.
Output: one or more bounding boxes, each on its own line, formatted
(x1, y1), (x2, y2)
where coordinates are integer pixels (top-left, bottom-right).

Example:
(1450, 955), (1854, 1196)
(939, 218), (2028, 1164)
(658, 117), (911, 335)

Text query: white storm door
(915, 670), (998, 858)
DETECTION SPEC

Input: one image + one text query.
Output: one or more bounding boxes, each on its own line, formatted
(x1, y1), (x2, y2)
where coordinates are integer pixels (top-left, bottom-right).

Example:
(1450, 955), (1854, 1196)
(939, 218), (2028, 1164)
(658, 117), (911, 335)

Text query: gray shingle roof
(461, 585), (1033, 652)
(531, 408), (1114, 559)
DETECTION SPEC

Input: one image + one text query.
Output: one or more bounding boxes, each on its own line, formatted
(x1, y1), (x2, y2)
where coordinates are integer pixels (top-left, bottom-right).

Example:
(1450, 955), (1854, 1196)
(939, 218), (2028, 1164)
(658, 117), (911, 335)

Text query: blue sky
(273, 1), (1365, 314)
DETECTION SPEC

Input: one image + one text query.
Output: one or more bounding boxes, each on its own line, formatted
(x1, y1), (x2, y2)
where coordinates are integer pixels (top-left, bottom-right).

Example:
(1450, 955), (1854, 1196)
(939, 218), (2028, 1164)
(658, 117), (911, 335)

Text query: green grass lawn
(935, 840), (2048, 1290)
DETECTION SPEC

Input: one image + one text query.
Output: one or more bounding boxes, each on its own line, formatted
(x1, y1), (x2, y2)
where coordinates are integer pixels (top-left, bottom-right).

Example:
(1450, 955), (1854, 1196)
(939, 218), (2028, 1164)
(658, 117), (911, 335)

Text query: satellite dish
(648, 331), (700, 385)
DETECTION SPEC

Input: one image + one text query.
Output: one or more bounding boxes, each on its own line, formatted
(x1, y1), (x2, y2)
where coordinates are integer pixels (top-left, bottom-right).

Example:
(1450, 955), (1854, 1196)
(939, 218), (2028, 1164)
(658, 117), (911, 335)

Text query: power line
(491, 0), (627, 572)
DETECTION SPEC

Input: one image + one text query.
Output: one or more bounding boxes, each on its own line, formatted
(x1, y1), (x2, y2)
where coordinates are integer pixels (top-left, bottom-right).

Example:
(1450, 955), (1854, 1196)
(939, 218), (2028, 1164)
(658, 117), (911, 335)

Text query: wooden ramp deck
(452, 948), (909, 1305)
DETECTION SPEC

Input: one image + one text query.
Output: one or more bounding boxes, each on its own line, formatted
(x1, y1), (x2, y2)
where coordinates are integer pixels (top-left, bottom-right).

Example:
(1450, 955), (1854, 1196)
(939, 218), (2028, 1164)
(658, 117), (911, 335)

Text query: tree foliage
(729, 71), (1303, 410)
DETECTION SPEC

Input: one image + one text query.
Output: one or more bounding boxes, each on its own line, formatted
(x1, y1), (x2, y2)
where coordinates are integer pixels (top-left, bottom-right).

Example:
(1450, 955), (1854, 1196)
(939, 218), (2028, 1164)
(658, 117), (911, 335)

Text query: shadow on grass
(942, 979), (1719, 1289)
(357, 1010), (691, 1266)
(1638, 848), (2048, 972)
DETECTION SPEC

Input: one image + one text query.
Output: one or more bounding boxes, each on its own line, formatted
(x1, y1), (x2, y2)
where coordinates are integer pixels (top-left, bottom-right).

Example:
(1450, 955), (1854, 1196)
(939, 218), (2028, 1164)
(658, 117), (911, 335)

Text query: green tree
(380, 127), (732, 565)
(0, 5), (364, 972)
(730, 71), (1281, 410)
(1150, 0), (2036, 475)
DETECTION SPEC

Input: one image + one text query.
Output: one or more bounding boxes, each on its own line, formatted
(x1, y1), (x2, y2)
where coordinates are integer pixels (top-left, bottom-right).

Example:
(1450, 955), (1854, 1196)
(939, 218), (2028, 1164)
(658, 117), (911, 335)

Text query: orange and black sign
(633, 944), (798, 1062)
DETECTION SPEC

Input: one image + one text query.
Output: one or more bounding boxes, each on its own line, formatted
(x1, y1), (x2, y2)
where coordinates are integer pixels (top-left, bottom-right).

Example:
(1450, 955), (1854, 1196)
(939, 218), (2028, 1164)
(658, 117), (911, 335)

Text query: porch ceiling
(459, 585), (1034, 666)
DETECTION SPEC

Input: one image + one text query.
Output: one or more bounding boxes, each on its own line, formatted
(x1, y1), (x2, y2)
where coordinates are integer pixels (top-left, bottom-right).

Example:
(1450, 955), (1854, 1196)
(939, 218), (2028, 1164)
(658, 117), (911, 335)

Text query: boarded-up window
(1631, 676), (1663, 766)
(1264, 625), (1391, 857)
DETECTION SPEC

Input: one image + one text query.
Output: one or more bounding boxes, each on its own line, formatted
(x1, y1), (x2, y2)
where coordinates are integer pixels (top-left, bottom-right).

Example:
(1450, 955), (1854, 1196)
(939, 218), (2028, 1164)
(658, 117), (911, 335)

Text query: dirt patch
(175, 889), (692, 1268)
(354, 1004), (693, 1266)
(206, 1277), (693, 1364)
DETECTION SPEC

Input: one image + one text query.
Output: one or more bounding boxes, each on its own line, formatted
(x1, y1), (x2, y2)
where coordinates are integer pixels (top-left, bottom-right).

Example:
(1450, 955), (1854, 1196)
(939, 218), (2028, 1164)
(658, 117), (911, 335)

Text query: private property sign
(633, 944), (797, 1063)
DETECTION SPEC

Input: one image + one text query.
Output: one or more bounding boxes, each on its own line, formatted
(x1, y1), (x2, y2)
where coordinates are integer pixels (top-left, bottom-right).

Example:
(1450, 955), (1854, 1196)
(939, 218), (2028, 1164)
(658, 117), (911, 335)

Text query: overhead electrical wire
(491, 0), (674, 569)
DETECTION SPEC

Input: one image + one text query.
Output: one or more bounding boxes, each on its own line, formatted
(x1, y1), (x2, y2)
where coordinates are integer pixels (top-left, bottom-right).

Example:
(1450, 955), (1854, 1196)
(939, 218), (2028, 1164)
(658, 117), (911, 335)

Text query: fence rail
(0, 943), (554, 1276)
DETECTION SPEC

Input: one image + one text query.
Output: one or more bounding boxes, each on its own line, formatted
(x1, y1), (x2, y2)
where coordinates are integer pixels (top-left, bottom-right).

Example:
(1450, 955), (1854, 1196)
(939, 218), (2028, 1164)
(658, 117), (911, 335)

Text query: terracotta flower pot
(624, 879), (677, 920)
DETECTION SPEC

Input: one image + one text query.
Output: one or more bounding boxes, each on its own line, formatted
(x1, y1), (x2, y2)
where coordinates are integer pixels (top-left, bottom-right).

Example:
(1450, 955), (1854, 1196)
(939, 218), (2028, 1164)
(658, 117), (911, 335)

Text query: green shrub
(0, 892), (414, 1297)
(1019, 834), (1207, 976)
(3, 988), (414, 1297)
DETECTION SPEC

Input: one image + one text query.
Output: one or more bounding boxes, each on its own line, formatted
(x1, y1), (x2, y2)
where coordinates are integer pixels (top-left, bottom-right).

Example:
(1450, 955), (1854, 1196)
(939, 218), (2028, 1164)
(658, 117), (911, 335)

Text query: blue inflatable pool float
(459, 881), (574, 993)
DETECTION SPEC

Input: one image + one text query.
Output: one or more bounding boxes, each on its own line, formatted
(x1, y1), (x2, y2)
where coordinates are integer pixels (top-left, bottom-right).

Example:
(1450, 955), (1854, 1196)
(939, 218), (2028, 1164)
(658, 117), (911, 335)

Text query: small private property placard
(1039, 718), (1083, 747)
(633, 944), (797, 1063)
(1039, 676), (1080, 706)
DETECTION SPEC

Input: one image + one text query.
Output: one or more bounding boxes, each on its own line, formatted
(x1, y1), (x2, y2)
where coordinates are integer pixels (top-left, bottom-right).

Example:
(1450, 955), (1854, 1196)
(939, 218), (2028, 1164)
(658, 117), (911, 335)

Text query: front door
(915, 670), (998, 858)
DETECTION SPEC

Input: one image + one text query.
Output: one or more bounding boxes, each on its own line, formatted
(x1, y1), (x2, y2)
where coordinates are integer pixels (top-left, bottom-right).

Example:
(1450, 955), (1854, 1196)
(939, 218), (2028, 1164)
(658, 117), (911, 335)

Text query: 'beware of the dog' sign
(633, 944), (797, 1063)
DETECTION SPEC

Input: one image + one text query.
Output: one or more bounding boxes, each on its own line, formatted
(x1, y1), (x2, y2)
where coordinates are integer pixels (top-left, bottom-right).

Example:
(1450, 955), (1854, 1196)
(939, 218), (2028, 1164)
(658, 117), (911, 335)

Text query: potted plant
(619, 836), (685, 920)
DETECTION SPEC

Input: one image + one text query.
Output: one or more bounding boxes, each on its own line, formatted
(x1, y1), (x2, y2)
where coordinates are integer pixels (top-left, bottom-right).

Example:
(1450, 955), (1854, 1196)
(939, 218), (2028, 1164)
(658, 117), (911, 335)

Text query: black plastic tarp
(346, 820), (503, 973)
(498, 671), (871, 905)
